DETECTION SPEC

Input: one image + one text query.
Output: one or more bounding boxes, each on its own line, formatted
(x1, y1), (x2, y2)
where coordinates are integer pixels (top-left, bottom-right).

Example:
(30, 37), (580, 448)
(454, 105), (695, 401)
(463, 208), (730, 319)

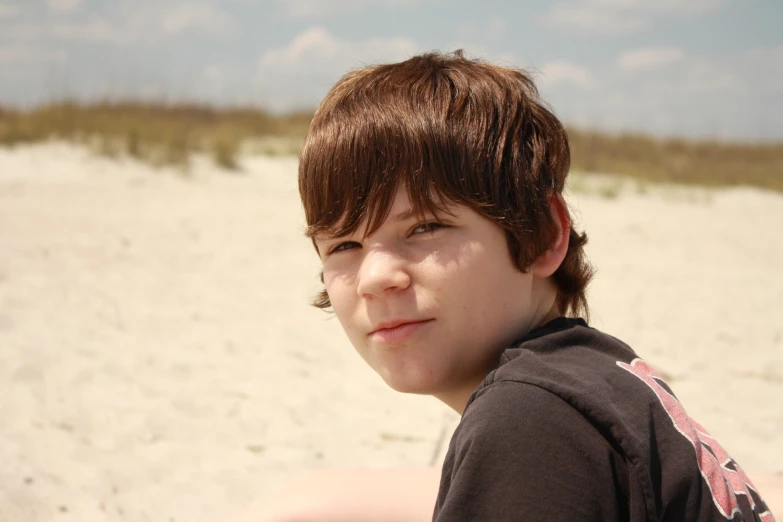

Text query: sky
(0, 0), (781, 141)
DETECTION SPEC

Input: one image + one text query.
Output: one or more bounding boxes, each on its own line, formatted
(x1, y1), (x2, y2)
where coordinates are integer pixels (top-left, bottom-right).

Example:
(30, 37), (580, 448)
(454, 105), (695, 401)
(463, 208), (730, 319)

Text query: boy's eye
(329, 241), (361, 254)
(412, 222), (445, 235)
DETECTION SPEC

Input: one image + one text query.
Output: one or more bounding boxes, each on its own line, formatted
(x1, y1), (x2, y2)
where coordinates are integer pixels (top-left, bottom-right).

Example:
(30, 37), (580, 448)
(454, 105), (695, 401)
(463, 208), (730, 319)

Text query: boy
(236, 51), (778, 521)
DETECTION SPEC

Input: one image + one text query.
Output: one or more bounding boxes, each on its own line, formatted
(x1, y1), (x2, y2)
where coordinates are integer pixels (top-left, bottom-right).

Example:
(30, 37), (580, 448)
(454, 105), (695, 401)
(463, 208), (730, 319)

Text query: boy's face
(315, 186), (552, 405)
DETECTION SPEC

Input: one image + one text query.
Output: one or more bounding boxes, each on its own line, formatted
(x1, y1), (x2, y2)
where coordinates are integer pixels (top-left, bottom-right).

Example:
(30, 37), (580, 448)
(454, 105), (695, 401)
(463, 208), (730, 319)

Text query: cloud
(0, 45), (67, 64)
(259, 26), (416, 75)
(546, 45), (783, 139)
(456, 16), (508, 41)
(257, 26), (418, 108)
(157, 3), (237, 35)
(202, 65), (222, 81)
(276, 0), (421, 18)
(744, 45), (783, 95)
(617, 47), (684, 70)
(47, 0), (84, 14)
(539, 0), (727, 34)
(538, 61), (596, 88)
(1, 25), (44, 40)
(634, 0), (728, 15)
(41, 2), (238, 45)
(541, 4), (645, 34)
(616, 51), (744, 96)
(51, 15), (135, 44)
(0, 2), (19, 18)
(487, 17), (509, 37)
(677, 59), (741, 94)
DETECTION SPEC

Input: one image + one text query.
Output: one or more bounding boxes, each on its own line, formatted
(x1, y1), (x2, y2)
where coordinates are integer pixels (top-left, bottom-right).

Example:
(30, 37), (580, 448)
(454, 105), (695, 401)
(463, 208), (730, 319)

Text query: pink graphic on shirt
(617, 358), (775, 522)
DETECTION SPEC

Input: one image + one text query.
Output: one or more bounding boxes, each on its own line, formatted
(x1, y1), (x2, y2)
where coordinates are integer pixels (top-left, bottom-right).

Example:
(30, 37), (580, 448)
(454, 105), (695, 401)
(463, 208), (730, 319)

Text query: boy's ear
(530, 193), (570, 278)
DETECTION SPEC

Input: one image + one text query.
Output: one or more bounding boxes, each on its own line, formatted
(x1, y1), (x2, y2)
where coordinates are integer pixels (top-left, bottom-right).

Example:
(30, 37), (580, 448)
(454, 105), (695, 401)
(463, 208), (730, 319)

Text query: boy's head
(298, 51), (593, 404)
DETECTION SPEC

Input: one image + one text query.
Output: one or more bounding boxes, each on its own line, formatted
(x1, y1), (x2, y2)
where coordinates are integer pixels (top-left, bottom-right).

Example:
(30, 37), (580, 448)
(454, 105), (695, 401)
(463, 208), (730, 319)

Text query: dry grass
(0, 101), (781, 191)
(0, 101), (311, 169)
(568, 128), (783, 192)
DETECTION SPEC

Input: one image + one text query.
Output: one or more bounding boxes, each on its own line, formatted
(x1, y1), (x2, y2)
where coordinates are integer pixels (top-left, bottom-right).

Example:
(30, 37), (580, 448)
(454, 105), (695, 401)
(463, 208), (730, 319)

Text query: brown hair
(299, 50), (593, 319)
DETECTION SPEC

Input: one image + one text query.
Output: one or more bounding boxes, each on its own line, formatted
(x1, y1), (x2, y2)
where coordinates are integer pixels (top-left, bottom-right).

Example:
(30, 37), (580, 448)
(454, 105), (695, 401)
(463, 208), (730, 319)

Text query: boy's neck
(435, 301), (562, 414)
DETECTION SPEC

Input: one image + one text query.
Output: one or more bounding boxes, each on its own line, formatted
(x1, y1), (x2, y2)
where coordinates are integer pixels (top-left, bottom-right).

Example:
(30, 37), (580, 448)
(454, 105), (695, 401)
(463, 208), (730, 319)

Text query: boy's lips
(369, 318), (435, 343)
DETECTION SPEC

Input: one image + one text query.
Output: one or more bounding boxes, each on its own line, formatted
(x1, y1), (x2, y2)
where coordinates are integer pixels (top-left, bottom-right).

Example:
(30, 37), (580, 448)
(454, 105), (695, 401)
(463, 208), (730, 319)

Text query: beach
(1, 143), (781, 521)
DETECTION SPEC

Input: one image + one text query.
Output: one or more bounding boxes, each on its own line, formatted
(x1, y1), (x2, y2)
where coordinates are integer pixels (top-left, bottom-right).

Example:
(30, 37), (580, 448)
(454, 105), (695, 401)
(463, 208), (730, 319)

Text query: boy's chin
(379, 371), (450, 396)
(379, 373), (434, 395)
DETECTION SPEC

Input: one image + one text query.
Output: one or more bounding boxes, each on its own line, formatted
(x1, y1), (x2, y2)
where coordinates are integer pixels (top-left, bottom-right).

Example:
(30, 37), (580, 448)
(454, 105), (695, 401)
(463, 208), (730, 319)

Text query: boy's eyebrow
(390, 208), (418, 222)
(391, 203), (452, 222)
(313, 207), (444, 243)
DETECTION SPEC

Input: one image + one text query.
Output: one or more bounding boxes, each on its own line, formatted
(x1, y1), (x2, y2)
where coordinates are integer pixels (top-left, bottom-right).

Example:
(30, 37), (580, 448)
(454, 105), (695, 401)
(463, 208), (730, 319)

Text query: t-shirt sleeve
(433, 382), (629, 522)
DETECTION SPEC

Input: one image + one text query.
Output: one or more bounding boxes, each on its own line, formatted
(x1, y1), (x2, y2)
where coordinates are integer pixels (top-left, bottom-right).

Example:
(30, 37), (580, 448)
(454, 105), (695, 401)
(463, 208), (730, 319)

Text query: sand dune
(0, 143), (780, 521)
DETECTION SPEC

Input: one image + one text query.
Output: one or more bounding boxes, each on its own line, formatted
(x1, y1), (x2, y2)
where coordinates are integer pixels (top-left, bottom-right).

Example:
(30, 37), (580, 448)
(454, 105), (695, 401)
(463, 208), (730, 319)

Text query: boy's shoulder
(435, 318), (638, 520)
(482, 316), (639, 399)
(472, 317), (643, 414)
(436, 318), (774, 521)
(456, 317), (648, 478)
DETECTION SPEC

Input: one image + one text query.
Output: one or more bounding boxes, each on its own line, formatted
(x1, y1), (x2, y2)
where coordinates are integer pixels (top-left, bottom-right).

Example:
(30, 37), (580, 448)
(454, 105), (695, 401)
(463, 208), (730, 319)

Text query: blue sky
(0, 0), (781, 140)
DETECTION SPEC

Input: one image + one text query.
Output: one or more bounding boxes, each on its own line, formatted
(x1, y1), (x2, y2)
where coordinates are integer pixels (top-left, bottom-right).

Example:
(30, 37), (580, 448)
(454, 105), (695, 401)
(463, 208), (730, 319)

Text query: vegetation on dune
(568, 129), (783, 192)
(0, 102), (310, 170)
(0, 101), (781, 191)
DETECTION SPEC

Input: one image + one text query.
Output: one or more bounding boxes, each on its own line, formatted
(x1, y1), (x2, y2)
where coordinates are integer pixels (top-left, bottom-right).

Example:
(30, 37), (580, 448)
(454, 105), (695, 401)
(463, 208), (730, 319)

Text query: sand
(0, 143), (781, 521)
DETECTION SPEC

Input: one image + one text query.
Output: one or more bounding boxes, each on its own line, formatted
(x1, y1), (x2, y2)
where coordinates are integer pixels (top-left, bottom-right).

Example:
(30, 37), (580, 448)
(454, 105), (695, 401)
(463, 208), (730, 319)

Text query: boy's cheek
(322, 277), (356, 322)
(321, 270), (345, 296)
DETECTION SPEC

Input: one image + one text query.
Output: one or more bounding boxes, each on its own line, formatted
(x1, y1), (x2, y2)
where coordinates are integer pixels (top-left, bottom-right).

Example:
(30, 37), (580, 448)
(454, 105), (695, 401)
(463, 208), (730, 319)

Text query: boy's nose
(356, 249), (412, 297)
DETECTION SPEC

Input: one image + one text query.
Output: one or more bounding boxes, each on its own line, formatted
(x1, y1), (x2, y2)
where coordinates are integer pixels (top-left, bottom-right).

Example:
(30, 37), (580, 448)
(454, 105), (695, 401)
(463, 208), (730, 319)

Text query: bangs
(299, 78), (463, 240)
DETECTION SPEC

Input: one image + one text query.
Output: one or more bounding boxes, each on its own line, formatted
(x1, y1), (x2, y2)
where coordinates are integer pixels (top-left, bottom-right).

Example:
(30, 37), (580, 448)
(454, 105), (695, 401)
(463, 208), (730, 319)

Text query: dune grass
(0, 101), (781, 191)
(0, 102), (310, 170)
(567, 129), (783, 192)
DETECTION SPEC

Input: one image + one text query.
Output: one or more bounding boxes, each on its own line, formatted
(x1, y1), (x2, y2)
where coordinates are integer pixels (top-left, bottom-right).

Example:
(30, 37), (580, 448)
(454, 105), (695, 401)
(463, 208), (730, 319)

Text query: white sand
(0, 143), (780, 521)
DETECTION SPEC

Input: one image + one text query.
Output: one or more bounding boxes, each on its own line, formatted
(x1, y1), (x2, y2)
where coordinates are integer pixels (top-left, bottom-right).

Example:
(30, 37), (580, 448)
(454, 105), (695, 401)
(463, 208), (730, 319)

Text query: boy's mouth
(369, 319), (435, 343)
